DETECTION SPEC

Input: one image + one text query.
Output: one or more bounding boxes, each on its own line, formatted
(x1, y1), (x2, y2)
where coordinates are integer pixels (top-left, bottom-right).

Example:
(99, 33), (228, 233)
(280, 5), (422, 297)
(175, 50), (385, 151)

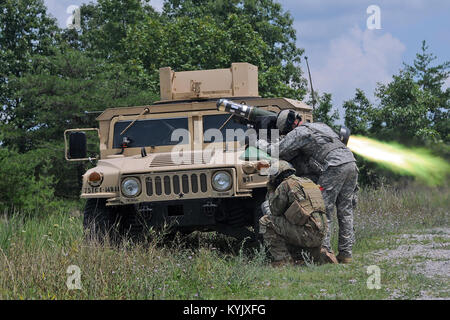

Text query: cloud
(150, 0), (164, 12)
(445, 78), (450, 90)
(303, 26), (406, 120)
(314, 26), (405, 92)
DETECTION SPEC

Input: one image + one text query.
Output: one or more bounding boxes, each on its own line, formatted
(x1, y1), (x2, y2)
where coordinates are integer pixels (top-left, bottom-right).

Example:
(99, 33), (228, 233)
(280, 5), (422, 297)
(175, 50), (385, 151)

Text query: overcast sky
(44, 0), (450, 119)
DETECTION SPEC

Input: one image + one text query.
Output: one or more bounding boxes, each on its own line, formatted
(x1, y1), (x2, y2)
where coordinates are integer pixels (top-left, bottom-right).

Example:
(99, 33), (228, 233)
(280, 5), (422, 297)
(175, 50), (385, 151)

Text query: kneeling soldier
(259, 160), (338, 266)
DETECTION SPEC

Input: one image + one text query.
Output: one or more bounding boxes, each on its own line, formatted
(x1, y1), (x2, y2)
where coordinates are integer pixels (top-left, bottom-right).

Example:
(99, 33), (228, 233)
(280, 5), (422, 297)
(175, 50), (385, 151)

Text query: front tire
(83, 198), (121, 242)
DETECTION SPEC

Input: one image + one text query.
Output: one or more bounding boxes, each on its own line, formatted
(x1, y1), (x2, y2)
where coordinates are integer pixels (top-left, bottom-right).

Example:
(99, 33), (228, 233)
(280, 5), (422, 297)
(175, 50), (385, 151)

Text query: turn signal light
(88, 172), (102, 182)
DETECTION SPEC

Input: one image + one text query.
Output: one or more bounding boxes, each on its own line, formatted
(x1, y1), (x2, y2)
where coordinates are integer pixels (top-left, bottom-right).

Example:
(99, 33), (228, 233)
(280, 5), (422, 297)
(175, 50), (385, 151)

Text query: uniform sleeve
(255, 126), (311, 161)
(268, 183), (289, 216)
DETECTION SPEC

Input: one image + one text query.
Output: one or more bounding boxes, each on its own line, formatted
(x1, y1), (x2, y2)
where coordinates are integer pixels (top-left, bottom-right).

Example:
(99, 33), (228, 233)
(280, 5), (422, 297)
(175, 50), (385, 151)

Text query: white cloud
(314, 26), (405, 91)
(294, 13), (361, 43)
(444, 77), (450, 90)
(303, 26), (406, 121)
(150, 0), (164, 12)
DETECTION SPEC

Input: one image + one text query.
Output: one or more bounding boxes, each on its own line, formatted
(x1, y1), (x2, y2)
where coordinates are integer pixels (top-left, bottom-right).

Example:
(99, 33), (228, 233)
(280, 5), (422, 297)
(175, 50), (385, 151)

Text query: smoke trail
(347, 135), (450, 186)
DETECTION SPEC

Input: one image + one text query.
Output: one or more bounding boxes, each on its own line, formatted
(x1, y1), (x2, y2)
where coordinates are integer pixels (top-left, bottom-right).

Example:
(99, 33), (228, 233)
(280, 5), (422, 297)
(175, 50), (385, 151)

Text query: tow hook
(136, 203), (153, 219)
(202, 202), (217, 216)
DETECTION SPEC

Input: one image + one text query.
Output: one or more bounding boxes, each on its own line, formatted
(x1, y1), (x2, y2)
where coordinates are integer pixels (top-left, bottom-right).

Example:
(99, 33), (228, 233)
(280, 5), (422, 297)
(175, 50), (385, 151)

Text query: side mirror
(64, 128), (99, 161)
(69, 131), (87, 159)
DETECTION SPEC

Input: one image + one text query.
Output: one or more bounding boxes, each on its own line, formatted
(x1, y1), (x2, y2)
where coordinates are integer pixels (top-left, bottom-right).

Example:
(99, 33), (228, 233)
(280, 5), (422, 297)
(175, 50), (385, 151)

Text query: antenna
(304, 56), (316, 110)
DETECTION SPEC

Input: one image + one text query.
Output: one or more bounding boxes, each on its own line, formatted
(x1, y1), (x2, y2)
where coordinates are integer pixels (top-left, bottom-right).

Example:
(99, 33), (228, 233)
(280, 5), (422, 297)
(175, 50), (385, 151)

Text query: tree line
(0, 0), (448, 212)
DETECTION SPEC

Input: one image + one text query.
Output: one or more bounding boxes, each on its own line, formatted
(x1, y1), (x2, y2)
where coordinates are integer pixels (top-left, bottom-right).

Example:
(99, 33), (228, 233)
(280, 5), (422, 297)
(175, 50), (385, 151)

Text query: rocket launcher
(216, 99), (278, 131)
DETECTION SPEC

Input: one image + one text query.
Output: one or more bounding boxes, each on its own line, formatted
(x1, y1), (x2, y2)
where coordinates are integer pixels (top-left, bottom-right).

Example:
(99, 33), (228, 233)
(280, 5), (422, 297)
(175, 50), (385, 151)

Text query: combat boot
(309, 247), (338, 265)
(336, 253), (352, 264)
(322, 248), (338, 264)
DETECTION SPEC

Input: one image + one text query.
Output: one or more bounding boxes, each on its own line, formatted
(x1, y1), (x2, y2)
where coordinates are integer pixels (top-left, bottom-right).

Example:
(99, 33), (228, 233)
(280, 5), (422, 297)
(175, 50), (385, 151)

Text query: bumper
(132, 197), (255, 230)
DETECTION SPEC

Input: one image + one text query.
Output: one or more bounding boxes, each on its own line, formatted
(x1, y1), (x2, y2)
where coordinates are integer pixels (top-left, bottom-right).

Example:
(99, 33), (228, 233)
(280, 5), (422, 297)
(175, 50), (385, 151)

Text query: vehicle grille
(146, 172), (209, 198)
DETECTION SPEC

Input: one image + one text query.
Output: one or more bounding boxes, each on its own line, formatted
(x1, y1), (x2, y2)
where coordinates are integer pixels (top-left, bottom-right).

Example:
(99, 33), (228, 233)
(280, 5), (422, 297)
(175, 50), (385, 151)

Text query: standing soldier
(259, 160), (338, 266)
(254, 110), (358, 264)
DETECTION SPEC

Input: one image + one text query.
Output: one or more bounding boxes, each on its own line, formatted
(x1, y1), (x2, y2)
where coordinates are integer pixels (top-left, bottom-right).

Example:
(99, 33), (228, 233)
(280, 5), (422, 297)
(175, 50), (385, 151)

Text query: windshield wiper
(120, 107), (150, 136)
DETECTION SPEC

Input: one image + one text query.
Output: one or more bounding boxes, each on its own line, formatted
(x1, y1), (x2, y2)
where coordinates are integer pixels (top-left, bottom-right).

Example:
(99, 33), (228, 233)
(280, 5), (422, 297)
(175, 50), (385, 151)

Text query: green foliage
(343, 42), (449, 186)
(1, 0), (308, 207)
(75, 0), (157, 59)
(0, 0), (58, 106)
(76, 0), (307, 100)
(343, 41), (449, 145)
(345, 41), (450, 146)
(343, 89), (372, 136)
(0, 0), (58, 76)
(0, 147), (56, 213)
(1, 48), (158, 199)
(312, 92), (340, 130)
(373, 71), (440, 143)
(0, 184), (448, 299)
(123, 13), (269, 93)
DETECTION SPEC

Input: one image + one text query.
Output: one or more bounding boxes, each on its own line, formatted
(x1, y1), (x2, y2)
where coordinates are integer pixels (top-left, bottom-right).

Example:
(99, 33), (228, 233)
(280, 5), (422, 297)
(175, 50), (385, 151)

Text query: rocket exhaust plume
(347, 135), (450, 186)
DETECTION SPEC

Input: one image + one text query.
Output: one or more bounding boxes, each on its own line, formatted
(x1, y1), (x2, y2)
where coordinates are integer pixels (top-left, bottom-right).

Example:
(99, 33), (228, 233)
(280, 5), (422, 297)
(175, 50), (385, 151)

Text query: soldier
(254, 110), (358, 264)
(259, 160), (338, 266)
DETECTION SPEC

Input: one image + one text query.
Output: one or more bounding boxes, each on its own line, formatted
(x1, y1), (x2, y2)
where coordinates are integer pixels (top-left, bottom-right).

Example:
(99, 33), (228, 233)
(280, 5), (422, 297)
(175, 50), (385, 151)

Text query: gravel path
(372, 228), (450, 300)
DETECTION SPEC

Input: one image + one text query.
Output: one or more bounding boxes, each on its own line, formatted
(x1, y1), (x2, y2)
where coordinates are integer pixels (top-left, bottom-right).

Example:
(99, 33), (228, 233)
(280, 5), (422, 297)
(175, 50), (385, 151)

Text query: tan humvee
(65, 63), (313, 242)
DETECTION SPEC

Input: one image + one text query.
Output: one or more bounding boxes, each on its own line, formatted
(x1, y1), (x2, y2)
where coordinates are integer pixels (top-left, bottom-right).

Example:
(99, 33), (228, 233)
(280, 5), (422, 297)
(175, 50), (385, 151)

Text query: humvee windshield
(113, 117), (189, 148)
(203, 114), (249, 143)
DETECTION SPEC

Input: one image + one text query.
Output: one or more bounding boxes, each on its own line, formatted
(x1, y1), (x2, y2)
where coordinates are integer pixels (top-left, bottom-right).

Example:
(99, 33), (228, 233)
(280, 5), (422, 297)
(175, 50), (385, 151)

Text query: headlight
(121, 177), (141, 197)
(212, 171), (232, 192)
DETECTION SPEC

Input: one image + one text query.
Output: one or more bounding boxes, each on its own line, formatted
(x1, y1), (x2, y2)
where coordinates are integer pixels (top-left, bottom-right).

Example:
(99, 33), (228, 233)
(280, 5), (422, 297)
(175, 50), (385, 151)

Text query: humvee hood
(97, 150), (244, 174)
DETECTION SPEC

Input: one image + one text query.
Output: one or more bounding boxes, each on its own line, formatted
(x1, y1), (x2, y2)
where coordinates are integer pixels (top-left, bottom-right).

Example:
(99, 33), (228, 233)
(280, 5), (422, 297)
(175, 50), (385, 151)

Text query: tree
(405, 41), (450, 95)
(343, 89), (372, 136)
(123, 13), (270, 92)
(75, 0), (308, 100)
(344, 42), (449, 145)
(162, 0), (307, 100)
(0, 147), (56, 213)
(404, 41), (449, 143)
(1, 48), (158, 197)
(342, 42), (450, 186)
(0, 0), (58, 108)
(312, 93), (340, 130)
(74, 0), (157, 60)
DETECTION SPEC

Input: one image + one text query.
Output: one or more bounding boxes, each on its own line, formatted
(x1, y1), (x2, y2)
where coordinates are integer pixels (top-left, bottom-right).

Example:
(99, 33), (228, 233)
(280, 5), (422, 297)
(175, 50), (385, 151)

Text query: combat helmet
(268, 160), (296, 185)
(276, 109), (302, 135)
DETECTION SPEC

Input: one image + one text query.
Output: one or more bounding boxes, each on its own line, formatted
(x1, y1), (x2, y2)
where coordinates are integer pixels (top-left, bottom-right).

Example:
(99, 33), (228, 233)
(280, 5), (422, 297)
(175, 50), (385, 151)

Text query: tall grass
(0, 184), (448, 299)
(354, 183), (449, 238)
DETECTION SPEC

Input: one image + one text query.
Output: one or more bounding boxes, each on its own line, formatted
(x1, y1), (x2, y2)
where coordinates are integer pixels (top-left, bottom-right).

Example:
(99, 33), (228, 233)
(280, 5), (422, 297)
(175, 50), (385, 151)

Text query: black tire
(119, 207), (151, 243)
(83, 198), (121, 243)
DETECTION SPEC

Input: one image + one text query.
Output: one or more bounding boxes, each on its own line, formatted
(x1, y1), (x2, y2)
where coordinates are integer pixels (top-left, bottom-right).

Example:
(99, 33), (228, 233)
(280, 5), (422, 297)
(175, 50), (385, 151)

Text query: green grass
(0, 184), (448, 300)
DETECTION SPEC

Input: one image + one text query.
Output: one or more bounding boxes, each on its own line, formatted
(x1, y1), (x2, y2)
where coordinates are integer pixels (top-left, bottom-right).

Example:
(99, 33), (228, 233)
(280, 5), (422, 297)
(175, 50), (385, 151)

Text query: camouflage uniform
(256, 122), (358, 258)
(259, 162), (336, 265)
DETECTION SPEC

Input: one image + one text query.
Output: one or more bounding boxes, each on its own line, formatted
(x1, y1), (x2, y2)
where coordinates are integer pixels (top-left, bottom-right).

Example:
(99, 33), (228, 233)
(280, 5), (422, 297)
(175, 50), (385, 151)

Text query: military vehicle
(64, 63), (313, 242)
